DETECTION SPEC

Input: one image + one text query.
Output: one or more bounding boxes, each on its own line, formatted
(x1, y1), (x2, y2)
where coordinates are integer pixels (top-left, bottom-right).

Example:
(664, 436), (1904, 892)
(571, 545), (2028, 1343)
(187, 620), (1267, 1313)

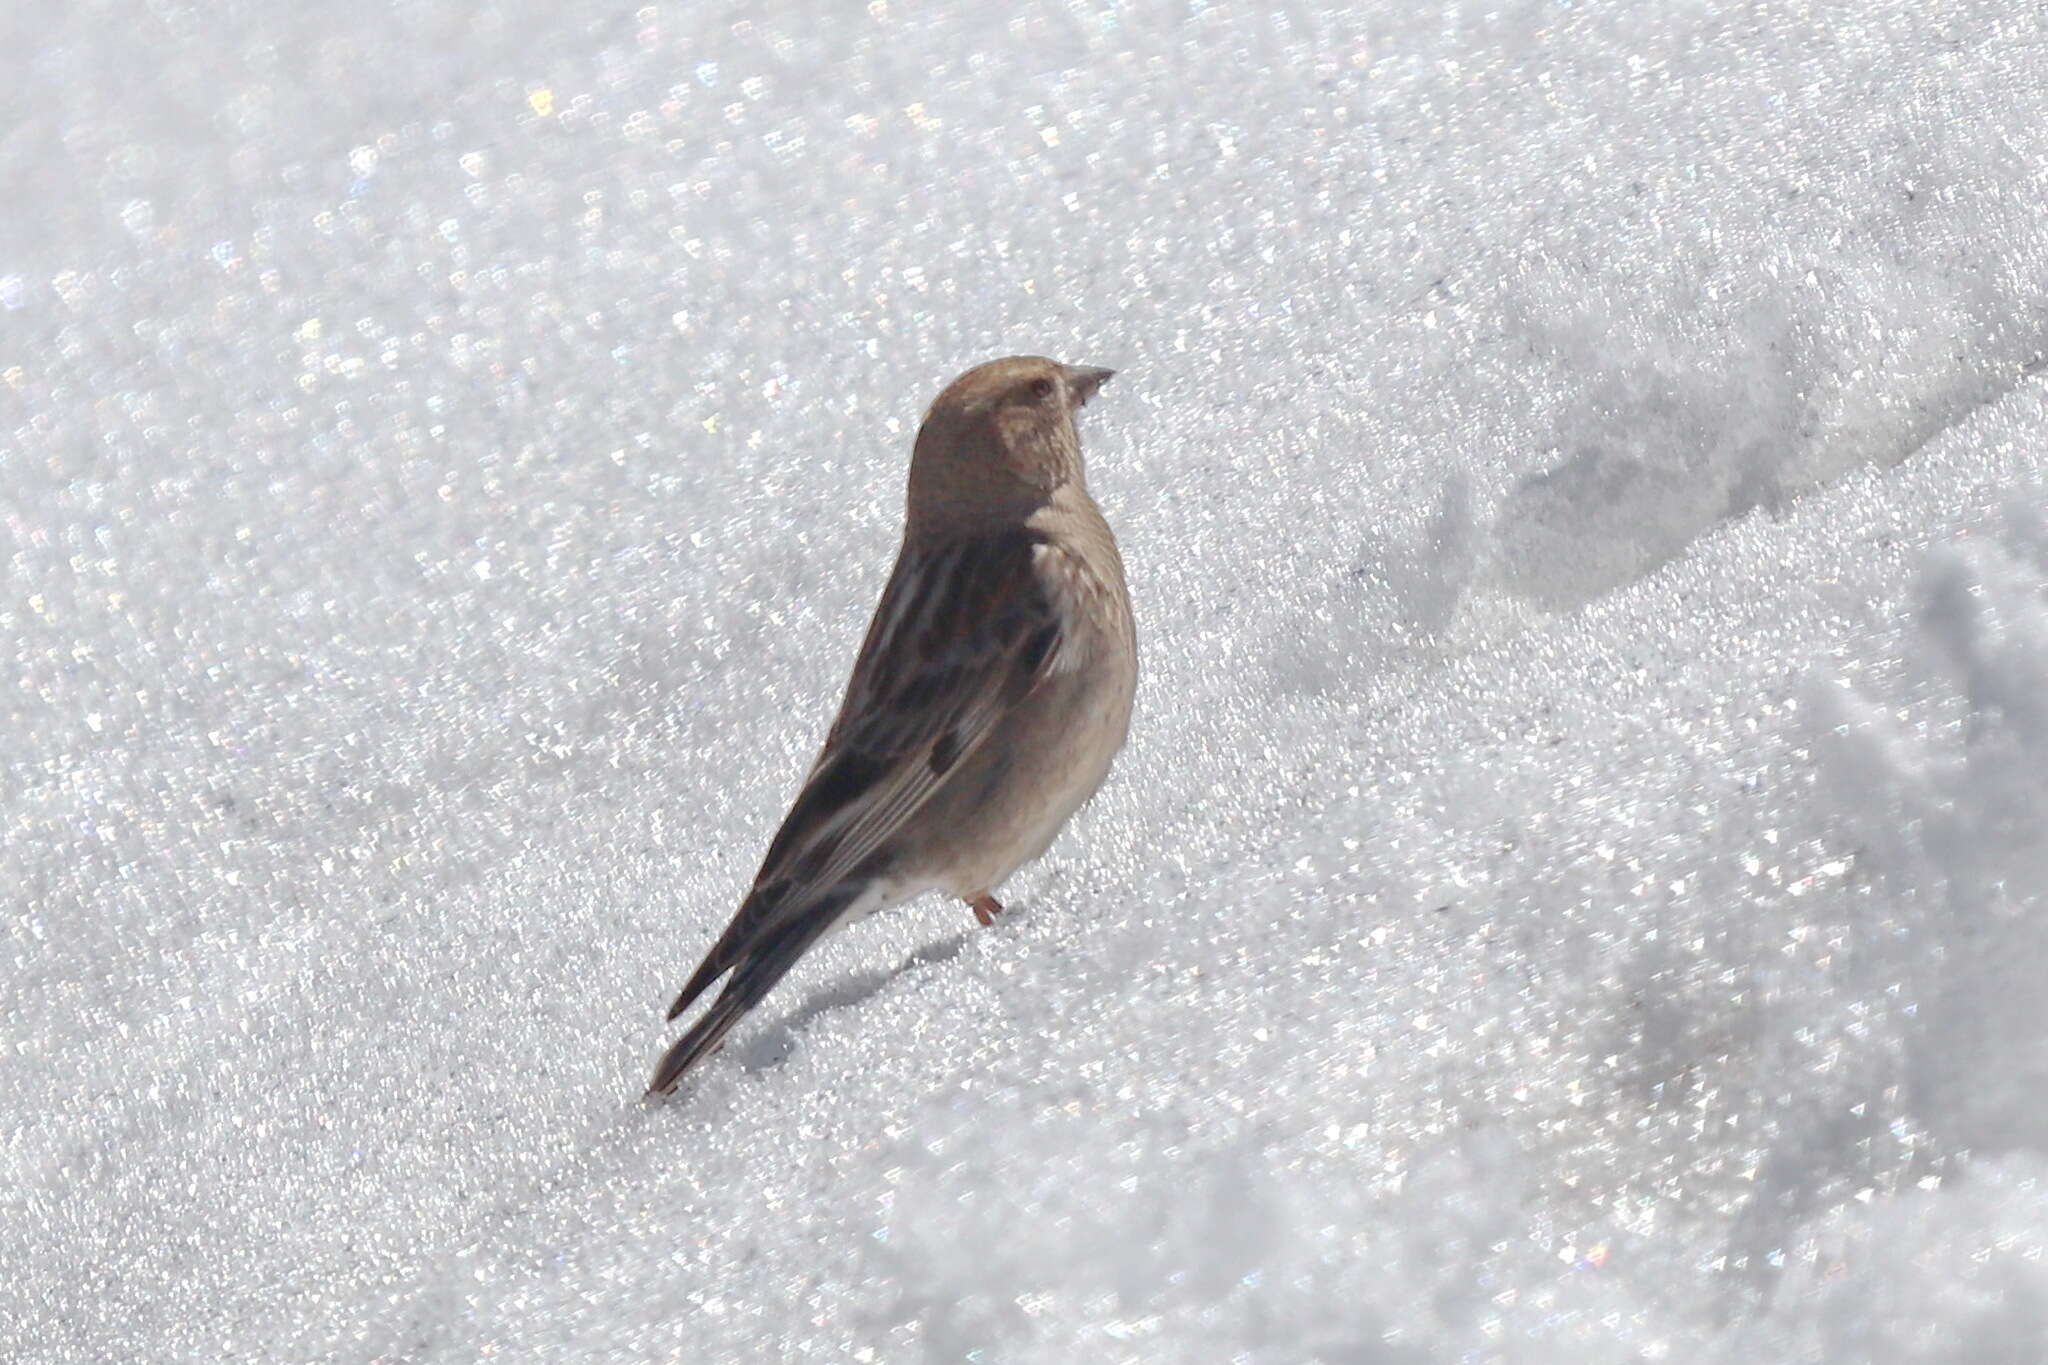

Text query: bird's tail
(646, 894), (847, 1096)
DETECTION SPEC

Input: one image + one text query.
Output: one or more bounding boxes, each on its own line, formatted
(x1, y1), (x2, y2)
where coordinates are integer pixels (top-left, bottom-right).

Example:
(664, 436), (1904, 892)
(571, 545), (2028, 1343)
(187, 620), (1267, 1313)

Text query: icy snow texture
(6, 1), (2048, 1360)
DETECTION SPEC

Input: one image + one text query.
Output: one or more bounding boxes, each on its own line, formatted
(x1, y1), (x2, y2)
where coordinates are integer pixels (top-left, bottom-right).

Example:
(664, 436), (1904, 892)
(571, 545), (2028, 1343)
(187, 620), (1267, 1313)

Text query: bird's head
(907, 355), (1115, 528)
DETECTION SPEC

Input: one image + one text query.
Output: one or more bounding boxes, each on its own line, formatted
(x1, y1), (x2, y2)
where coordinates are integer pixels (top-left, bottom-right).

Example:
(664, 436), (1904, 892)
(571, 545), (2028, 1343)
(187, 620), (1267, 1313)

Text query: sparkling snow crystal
(6, 2), (2048, 1361)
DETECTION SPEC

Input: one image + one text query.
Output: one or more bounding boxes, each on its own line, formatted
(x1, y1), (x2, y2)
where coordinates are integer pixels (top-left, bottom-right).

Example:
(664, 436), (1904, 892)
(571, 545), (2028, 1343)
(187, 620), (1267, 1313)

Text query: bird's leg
(968, 894), (1003, 927)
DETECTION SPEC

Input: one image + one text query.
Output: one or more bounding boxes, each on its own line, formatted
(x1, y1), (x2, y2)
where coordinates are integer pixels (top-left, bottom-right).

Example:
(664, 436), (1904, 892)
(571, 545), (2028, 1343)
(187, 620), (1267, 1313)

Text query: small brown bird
(649, 355), (1136, 1095)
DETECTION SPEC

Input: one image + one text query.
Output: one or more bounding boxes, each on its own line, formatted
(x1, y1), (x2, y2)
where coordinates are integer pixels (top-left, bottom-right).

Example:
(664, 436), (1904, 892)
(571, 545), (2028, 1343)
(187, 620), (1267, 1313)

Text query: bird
(648, 355), (1136, 1096)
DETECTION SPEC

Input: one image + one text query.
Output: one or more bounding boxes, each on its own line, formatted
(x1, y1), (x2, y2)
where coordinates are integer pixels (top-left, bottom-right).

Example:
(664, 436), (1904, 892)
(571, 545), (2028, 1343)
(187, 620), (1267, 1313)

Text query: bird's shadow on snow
(731, 930), (977, 1073)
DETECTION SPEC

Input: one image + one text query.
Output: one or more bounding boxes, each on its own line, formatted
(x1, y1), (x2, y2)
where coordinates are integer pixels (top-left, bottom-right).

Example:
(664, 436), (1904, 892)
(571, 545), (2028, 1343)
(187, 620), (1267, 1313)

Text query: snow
(6, 1), (2048, 1360)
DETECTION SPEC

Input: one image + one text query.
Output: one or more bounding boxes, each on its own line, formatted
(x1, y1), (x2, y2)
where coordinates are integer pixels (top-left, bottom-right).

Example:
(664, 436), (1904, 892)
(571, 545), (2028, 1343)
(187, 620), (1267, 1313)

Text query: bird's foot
(969, 894), (1003, 927)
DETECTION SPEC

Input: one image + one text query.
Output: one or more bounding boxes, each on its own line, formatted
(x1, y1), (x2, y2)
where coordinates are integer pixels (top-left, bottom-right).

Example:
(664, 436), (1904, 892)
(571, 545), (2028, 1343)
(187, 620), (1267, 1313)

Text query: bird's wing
(665, 529), (1066, 1021)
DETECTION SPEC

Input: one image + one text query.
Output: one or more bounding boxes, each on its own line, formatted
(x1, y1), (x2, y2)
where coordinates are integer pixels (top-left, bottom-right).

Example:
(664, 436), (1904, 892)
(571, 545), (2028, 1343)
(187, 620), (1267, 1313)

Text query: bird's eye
(1027, 377), (1056, 402)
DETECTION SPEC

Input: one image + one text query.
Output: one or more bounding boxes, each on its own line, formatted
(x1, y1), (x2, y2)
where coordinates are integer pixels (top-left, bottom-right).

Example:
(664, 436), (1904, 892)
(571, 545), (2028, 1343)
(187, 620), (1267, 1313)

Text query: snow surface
(6, 1), (2048, 1360)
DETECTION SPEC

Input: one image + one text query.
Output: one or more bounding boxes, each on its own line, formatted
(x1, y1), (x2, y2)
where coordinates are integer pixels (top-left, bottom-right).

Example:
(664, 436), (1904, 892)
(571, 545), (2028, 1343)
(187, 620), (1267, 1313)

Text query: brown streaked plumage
(648, 355), (1136, 1095)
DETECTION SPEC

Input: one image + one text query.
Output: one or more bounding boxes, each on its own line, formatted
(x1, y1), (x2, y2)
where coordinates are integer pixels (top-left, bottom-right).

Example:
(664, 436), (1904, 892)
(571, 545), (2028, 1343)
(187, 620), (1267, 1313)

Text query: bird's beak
(1062, 364), (1116, 408)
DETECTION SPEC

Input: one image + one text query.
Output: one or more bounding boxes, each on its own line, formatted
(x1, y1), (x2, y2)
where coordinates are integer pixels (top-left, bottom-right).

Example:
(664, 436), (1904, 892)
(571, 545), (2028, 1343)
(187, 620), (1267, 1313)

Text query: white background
(5, 2), (2047, 1360)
